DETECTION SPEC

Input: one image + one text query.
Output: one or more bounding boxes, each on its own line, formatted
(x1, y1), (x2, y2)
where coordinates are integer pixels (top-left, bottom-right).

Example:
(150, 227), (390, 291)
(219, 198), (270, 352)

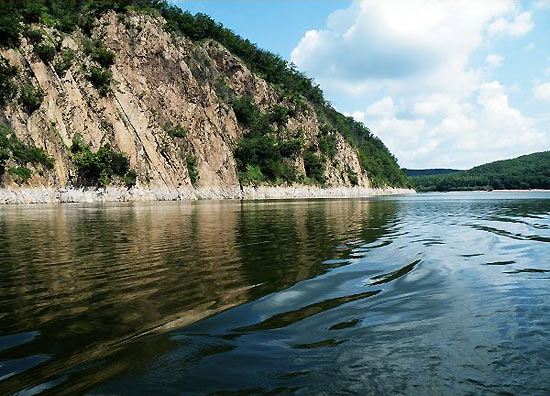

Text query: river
(1, 192), (550, 395)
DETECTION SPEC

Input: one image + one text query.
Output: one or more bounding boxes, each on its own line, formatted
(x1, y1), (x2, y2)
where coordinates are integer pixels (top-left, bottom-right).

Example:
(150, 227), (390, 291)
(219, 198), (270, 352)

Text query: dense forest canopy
(411, 152), (550, 192)
(0, 0), (410, 188)
(405, 169), (459, 177)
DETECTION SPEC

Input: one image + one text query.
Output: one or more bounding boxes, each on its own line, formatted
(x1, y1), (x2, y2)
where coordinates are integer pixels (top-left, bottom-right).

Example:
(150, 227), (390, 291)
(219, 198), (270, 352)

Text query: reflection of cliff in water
(236, 199), (399, 299)
(0, 199), (399, 394)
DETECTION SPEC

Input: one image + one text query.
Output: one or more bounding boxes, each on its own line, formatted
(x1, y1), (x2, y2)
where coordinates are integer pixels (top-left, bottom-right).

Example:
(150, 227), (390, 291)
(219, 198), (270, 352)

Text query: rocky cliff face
(0, 10), (406, 200)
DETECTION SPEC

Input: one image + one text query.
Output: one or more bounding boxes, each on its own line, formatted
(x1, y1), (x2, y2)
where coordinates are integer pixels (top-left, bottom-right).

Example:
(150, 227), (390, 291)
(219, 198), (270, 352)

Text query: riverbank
(0, 186), (415, 204)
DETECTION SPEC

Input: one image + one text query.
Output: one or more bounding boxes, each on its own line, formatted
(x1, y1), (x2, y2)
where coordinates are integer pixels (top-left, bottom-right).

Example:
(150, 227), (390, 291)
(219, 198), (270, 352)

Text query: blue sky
(174, 1), (550, 169)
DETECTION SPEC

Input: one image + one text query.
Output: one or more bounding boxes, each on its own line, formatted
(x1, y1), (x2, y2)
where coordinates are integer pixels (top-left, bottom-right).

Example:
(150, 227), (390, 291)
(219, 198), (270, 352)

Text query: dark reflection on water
(1, 193), (550, 395)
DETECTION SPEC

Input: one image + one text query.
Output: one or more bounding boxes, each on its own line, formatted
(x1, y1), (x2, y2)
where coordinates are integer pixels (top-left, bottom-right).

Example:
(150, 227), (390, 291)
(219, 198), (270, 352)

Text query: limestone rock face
(0, 11), (374, 191)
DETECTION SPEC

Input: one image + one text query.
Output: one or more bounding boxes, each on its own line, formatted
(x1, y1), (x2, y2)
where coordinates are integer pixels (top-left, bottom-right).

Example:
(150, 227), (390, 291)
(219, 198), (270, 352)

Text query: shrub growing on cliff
(346, 167), (359, 186)
(19, 83), (44, 113)
(92, 46), (116, 68)
(0, 57), (18, 106)
(24, 28), (45, 44)
(0, 125), (55, 180)
(279, 135), (303, 159)
(0, 3), (21, 47)
(303, 148), (325, 185)
(0, 149), (9, 177)
(8, 166), (32, 184)
(123, 169), (137, 188)
(232, 96), (303, 185)
(71, 137), (136, 187)
(186, 155), (199, 186)
(231, 96), (260, 127)
(319, 134), (337, 159)
(268, 105), (289, 127)
(86, 66), (113, 96)
(54, 49), (75, 75)
(164, 122), (187, 139)
(34, 43), (57, 63)
(21, 2), (47, 24)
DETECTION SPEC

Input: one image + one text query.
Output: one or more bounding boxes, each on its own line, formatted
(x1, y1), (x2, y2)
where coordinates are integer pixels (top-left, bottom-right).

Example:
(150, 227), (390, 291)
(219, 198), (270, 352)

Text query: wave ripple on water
(1, 193), (550, 395)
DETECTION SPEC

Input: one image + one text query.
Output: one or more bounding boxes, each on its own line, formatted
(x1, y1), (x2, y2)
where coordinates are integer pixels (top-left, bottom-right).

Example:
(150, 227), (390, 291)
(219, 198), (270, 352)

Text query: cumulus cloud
(290, 0), (545, 168)
(533, 82), (550, 101)
(487, 11), (534, 36)
(291, 1), (521, 98)
(486, 54), (504, 69)
(353, 83), (546, 169)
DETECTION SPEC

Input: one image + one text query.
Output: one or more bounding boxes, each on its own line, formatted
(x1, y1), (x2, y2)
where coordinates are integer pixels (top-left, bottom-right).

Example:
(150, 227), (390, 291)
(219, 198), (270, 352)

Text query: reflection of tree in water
(0, 199), (401, 394)
(0, 202), (250, 394)
(235, 199), (400, 300)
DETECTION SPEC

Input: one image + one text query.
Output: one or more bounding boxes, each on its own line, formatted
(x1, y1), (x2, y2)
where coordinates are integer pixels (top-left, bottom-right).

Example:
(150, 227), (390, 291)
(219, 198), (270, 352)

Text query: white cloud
(474, 82), (543, 151)
(291, 1), (545, 168)
(487, 11), (534, 36)
(365, 97), (395, 118)
(533, 82), (550, 101)
(413, 94), (472, 117)
(351, 83), (546, 169)
(356, 102), (428, 166)
(291, 1), (517, 98)
(486, 54), (504, 69)
(533, 1), (550, 9)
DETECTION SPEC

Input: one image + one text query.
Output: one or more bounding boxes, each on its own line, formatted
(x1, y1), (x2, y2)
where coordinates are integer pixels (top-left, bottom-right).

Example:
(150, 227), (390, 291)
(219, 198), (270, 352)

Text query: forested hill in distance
(411, 151), (550, 192)
(405, 169), (460, 177)
(0, 0), (410, 198)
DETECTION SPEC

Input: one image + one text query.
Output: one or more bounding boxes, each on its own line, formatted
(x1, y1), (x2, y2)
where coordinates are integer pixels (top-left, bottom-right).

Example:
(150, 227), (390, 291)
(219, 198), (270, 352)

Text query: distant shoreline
(0, 186), (415, 205)
(423, 189), (550, 193)
(489, 189), (550, 193)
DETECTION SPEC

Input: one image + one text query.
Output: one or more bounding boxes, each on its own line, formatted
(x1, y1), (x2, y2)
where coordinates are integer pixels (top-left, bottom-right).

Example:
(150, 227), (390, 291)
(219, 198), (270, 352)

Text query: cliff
(0, 2), (412, 203)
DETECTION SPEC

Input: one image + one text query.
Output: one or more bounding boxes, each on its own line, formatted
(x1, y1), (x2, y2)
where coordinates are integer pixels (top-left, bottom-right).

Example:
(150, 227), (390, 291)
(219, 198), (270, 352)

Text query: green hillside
(405, 168), (459, 177)
(0, 0), (410, 189)
(411, 151), (550, 192)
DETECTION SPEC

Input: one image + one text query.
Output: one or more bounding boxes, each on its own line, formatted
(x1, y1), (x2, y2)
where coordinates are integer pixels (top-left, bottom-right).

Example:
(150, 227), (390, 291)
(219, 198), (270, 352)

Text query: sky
(174, 0), (550, 170)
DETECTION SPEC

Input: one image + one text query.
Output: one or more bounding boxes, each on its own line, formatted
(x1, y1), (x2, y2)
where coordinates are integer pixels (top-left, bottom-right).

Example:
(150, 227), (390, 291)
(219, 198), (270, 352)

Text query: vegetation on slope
(405, 169), (459, 177)
(0, 0), (410, 189)
(155, 2), (410, 188)
(0, 125), (55, 184)
(70, 136), (137, 188)
(411, 152), (550, 192)
(232, 96), (306, 185)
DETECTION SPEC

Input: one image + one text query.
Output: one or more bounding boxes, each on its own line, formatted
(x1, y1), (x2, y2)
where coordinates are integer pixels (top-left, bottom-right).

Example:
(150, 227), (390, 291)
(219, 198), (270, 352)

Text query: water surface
(1, 192), (550, 394)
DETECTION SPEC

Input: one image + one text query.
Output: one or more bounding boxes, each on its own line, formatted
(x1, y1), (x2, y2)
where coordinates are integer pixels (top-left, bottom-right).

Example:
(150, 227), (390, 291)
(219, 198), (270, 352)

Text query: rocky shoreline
(0, 186), (415, 205)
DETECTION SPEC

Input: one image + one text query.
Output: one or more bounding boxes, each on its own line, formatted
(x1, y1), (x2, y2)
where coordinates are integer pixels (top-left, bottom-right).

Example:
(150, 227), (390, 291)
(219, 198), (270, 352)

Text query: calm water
(1, 193), (550, 395)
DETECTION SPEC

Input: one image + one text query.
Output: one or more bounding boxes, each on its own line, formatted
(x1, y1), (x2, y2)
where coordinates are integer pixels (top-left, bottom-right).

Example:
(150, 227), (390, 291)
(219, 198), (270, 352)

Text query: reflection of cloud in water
(268, 290), (304, 308)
